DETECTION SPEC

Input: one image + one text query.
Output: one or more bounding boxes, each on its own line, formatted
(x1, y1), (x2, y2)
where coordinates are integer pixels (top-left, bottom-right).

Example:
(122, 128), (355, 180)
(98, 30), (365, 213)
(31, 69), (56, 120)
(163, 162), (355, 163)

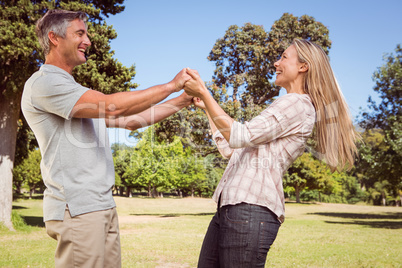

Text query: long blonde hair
(292, 39), (359, 171)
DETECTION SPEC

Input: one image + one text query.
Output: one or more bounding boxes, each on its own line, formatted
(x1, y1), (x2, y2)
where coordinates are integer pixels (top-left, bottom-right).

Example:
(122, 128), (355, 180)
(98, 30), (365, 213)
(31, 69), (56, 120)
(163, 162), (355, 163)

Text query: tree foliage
(12, 149), (44, 199)
(358, 44), (402, 205)
(284, 153), (335, 203)
(114, 126), (224, 198)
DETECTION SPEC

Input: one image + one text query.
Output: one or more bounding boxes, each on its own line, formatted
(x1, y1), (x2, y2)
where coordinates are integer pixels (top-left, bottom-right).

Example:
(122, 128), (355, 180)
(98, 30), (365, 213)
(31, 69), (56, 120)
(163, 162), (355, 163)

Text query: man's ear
(299, 63), (309, 73)
(48, 31), (59, 47)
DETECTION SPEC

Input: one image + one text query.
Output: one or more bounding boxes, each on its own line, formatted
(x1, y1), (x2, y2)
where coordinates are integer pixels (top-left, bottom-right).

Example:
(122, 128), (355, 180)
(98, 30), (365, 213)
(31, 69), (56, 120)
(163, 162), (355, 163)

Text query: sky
(104, 0), (402, 145)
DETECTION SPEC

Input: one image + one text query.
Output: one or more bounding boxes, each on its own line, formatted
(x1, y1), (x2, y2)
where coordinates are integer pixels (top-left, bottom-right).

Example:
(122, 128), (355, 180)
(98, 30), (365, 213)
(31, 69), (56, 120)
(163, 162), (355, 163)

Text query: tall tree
(359, 44), (402, 206)
(208, 23), (270, 103)
(0, 0), (136, 229)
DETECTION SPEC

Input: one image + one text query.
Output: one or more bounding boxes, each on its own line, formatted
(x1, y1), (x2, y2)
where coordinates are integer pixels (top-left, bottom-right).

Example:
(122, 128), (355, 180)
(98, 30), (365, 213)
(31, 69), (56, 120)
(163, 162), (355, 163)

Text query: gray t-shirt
(21, 64), (116, 222)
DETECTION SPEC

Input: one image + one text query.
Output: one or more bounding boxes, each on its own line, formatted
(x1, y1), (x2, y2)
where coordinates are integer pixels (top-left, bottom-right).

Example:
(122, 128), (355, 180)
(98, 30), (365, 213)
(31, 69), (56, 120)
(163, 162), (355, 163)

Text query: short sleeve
(31, 71), (89, 120)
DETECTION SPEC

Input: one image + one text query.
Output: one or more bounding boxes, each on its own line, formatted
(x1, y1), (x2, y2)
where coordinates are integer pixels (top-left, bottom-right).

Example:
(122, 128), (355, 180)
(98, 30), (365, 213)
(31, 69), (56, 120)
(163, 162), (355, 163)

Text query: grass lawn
(1, 196), (401, 267)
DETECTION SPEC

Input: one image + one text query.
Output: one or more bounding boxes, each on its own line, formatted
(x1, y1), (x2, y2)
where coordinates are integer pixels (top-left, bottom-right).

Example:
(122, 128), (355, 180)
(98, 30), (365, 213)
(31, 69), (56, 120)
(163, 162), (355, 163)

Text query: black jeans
(198, 203), (281, 268)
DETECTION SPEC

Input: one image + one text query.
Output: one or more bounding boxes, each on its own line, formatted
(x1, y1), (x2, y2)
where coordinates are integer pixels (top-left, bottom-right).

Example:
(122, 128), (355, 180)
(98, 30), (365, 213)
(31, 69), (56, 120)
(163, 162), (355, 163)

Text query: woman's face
(274, 45), (304, 90)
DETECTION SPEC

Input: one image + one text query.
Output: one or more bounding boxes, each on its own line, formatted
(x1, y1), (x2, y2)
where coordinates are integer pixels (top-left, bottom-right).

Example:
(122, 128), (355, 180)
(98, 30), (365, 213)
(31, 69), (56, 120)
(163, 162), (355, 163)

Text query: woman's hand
(193, 97), (206, 110)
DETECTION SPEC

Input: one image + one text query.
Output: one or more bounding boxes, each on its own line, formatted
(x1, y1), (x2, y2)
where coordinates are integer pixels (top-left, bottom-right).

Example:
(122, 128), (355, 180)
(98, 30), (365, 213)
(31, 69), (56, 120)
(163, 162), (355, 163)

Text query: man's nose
(84, 35), (91, 47)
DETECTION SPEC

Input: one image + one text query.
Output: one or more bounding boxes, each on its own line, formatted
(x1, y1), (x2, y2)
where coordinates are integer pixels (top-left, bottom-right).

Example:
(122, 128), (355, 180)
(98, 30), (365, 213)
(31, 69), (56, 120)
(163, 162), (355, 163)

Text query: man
(21, 9), (192, 267)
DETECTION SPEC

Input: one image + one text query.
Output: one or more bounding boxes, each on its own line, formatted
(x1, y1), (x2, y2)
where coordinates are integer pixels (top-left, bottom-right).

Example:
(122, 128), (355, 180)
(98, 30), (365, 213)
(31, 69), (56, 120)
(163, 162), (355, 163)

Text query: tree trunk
(295, 186), (301, 203)
(152, 186), (158, 198)
(15, 183), (22, 195)
(29, 188), (34, 199)
(0, 93), (20, 231)
(127, 187), (132, 198)
(147, 185), (152, 197)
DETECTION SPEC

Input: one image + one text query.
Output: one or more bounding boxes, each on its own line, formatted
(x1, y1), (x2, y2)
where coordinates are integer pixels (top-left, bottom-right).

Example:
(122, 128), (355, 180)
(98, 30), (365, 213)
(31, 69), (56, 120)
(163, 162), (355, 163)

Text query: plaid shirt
(212, 93), (316, 222)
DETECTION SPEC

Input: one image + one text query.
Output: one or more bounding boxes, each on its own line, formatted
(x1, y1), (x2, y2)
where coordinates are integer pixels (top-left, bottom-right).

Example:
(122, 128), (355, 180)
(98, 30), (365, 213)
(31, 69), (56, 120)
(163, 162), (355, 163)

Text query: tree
(123, 128), (181, 197)
(283, 153), (337, 203)
(0, 0), (137, 229)
(112, 145), (134, 196)
(13, 149), (44, 199)
(208, 23), (271, 103)
(359, 44), (402, 206)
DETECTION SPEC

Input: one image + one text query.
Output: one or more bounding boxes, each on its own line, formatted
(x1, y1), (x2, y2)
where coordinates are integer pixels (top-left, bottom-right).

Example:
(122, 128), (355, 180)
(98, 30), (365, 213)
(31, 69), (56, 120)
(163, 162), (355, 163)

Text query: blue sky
(104, 0), (402, 145)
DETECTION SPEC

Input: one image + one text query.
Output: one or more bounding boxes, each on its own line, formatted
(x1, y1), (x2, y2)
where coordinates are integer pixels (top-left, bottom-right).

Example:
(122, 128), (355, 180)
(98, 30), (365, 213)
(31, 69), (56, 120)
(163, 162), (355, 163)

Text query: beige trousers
(45, 207), (121, 268)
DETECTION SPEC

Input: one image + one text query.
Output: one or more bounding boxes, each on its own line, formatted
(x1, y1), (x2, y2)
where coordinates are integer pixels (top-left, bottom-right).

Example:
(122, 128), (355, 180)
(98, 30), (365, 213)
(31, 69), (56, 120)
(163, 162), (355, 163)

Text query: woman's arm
(184, 69), (234, 142)
(193, 97), (234, 159)
(185, 69), (312, 150)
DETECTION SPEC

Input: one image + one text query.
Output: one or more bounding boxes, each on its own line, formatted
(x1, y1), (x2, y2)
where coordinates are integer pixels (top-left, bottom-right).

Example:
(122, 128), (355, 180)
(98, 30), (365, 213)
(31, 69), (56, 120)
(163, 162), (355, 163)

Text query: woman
(183, 39), (359, 267)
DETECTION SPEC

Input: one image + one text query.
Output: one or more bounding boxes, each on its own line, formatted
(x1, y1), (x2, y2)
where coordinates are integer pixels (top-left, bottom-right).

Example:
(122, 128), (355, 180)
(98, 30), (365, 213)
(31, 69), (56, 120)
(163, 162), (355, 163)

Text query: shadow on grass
(310, 212), (402, 229)
(12, 205), (28, 210)
(130, 212), (215, 218)
(324, 220), (402, 229)
(310, 212), (402, 220)
(21, 216), (45, 228)
(285, 201), (316, 205)
(13, 194), (44, 200)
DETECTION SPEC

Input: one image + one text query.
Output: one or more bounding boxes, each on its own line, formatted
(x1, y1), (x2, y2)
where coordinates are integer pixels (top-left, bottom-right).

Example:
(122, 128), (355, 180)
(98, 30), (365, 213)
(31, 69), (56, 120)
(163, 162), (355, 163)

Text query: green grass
(1, 197), (401, 267)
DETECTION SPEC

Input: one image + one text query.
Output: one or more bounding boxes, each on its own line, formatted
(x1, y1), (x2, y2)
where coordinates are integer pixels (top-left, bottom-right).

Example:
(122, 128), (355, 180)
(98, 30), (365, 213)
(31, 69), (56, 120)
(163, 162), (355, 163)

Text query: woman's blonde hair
(292, 39), (359, 171)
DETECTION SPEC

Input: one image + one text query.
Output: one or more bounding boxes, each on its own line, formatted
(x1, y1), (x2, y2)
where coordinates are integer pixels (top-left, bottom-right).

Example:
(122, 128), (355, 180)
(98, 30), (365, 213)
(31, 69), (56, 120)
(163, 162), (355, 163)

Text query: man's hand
(183, 68), (208, 98)
(169, 68), (192, 92)
(178, 91), (194, 107)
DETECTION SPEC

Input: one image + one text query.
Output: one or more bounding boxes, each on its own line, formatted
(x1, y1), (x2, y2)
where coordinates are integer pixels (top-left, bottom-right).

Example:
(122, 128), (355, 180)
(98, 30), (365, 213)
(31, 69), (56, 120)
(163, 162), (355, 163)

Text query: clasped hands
(182, 68), (207, 110)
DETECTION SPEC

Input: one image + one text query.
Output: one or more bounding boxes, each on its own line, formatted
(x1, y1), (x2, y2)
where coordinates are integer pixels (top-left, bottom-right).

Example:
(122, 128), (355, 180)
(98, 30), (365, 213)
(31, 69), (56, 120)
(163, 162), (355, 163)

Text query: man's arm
(106, 92), (193, 130)
(70, 68), (190, 118)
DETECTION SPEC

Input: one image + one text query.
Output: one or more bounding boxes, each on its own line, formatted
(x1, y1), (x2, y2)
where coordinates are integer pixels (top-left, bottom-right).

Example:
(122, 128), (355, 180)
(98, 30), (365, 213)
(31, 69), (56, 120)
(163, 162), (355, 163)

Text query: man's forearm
(108, 95), (189, 130)
(72, 68), (190, 119)
(107, 83), (176, 117)
(71, 82), (177, 119)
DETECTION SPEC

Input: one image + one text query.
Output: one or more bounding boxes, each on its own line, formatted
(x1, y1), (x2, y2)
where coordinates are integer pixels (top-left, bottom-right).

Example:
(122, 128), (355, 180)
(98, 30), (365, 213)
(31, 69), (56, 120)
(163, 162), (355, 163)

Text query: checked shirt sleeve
(229, 94), (309, 149)
(212, 130), (234, 159)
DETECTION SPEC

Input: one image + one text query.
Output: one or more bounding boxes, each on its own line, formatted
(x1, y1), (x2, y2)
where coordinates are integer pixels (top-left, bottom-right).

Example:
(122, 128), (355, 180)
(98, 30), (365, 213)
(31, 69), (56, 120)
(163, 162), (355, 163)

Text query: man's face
(57, 19), (91, 68)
